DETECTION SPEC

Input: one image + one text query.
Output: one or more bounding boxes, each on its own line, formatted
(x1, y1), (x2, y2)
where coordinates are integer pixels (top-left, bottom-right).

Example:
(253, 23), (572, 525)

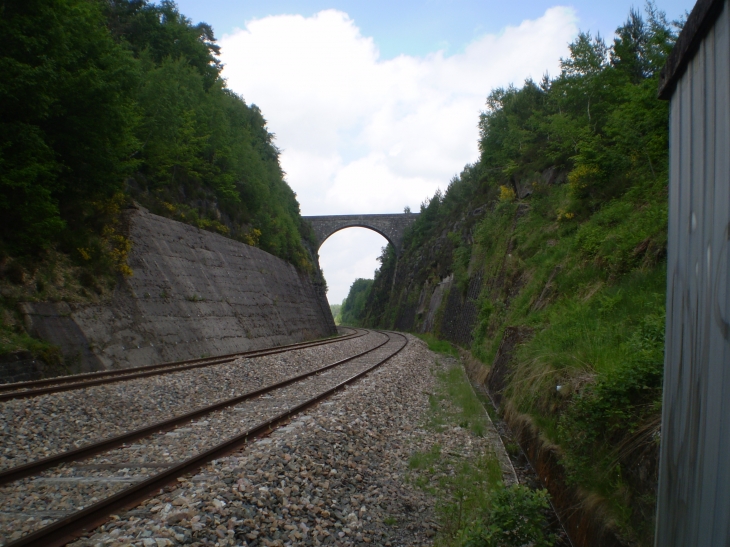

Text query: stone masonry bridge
(303, 213), (419, 255)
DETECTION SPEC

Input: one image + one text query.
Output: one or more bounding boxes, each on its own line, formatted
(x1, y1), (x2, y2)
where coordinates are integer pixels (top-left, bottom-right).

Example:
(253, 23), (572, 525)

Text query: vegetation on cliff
(355, 4), (678, 545)
(0, 0), (317, 355)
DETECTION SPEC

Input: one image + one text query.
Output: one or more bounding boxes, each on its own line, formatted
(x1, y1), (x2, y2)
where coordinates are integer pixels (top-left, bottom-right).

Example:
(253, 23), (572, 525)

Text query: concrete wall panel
(21, 209), (336, 370)
(656, 1), (730, 544)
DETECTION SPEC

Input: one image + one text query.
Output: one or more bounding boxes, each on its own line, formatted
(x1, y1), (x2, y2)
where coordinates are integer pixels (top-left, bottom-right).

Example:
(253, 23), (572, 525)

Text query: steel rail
(4, 331), (408, 547)
(0, 328), (361, 395)
(0, 331), (389, 485)
(0, 329), (365, 401)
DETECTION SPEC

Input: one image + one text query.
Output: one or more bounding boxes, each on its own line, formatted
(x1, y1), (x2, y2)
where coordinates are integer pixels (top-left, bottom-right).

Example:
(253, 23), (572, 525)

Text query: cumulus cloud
(318, 229), (388, 305)
(219, 8), (578, 302)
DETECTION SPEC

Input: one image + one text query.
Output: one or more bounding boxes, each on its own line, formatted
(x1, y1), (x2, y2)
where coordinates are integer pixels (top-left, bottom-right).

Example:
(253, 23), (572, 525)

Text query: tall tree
(0, 0), (138, 251)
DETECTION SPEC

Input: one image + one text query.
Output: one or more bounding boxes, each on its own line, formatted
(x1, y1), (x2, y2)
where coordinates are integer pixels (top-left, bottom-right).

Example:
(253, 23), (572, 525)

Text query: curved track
(0, 330), (408, 547)
(0, 329), (365, 401)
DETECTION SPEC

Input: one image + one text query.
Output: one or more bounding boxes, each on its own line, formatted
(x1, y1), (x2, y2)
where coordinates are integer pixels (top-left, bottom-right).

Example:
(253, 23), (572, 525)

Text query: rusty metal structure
(656, 0), (730, 544)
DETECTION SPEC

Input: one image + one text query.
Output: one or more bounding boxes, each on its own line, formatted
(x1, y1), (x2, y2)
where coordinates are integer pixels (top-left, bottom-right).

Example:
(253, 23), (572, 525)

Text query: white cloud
(318, 229), (387, 305)
(219, 7), (578, 303)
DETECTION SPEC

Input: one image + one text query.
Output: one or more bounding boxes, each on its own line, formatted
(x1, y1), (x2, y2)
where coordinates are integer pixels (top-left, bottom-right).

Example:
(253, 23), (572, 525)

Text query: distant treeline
(338, 278), (373, 327)
(1, 0), (314, 271)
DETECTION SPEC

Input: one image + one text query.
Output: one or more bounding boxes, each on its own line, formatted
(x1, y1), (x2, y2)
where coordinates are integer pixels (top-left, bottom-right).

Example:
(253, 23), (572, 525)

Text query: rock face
(419, 274), (453, 333)
(21, 209), (336, 371)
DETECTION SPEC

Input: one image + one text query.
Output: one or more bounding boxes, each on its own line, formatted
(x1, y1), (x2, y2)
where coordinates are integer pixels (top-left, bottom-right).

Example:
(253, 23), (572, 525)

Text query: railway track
(0, 328), (365, 401)
(0, 330), (407, 547)
(0, 328), (380, 476)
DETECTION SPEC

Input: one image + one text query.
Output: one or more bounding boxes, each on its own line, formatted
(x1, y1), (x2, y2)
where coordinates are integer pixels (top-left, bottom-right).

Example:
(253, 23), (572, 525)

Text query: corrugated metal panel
(655, 1), (730, 545)
(659, 0), (725, 98)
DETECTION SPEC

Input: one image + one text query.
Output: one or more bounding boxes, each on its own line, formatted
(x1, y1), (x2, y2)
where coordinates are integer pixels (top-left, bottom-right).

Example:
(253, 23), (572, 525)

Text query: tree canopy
(0, 0), (314, 271)
(340, 278), (373, 326)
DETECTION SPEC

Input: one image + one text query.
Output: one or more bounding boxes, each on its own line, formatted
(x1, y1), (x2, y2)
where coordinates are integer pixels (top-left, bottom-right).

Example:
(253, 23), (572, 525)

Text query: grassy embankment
(343, 5), (676, 544)
(407, 341), (555, 546)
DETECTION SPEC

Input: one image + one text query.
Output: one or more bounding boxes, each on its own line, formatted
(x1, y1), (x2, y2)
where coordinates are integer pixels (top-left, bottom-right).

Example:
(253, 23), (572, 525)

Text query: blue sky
(177, 0), (693, 58)
(173, 0), (695, 305)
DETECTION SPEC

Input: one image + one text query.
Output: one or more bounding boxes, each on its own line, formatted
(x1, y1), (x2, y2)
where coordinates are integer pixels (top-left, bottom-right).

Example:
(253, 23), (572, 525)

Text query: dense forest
(0, 0), (317, 355)
(347, 4), (678, 545)
(338, 278), (373, 326)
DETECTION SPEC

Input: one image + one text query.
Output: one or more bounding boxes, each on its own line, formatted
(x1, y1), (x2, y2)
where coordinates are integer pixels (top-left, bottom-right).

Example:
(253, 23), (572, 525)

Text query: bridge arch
(319, 223), (396, 250)
(303, 213), (419, 256)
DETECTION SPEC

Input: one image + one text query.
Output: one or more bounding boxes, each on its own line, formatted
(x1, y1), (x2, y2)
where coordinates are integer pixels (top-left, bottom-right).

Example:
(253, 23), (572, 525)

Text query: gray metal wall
(656, 1), (730, 544)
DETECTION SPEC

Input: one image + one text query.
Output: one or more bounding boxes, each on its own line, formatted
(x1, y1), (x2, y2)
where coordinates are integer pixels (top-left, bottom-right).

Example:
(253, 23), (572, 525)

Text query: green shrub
(460, 485), (554, 547)
(557, 311), (665, 483)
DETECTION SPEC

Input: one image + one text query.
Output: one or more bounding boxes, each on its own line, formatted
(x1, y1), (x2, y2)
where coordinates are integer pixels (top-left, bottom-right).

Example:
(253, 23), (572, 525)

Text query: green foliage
(473, 4), (673, 215)
(0, 247), (119, 371)
(361, 4), (677, 544)
(339, 278), (373, 326)
(448, 231), (472, 293)
(557, 311), (665, 483)
(460, 485), (554, 547)
(0, 0), (138, 252)
(357, 244), (398, 328)
(329, 303), (342, 325)
(409, 360), (507, 545)
(434, 363), (489, 437)
(412, 362), (555, 547)
(417, 333), (459, 357)
(436, 456), (505, 544)
(0, 0), (320, 362)
(408, 444), (442, 470)
(110, 0), (312, 268)
(0, 0), (313, 270)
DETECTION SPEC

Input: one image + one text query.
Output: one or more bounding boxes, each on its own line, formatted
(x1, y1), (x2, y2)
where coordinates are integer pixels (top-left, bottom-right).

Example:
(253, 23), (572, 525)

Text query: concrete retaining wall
(0, 351), (46, 384)
(21, 209), (336, 371)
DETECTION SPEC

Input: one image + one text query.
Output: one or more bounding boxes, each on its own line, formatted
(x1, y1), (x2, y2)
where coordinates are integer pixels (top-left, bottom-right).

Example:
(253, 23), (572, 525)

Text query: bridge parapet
(303, 213), (419, 255)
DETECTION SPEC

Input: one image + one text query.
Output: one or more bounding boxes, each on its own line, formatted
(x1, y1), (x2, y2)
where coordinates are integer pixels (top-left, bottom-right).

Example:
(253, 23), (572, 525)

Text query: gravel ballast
(62, 334), (440, 547)
(0, 331), (383, 471)
(1, 332), (516, 547)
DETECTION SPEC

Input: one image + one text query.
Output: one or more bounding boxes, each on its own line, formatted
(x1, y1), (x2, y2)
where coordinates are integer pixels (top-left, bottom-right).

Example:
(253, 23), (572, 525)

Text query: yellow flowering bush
(243, 228), (262, 247)
(102, 226), (133, 277)
(568, 164), (600, 198)
(556, 209), (576, 222)
(499, 185), (516, 202)
(77, 248), (92, 261)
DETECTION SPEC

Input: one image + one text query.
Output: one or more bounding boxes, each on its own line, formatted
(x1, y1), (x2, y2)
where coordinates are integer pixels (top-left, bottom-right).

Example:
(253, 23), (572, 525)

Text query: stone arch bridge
(303, 213), (419, 255)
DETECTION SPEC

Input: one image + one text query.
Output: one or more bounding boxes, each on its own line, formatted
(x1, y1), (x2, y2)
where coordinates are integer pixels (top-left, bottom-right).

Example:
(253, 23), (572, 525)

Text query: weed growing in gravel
(427, 391), (448, 431)
(417, 333), (459, 357)
(435, 455), (503, 543)
(409, 443), (442, 471)
(432, 361), (488, 437)
(409, 361), (501, 544)
(412, 360), (555, 546)
(459, 485), (555, 547)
